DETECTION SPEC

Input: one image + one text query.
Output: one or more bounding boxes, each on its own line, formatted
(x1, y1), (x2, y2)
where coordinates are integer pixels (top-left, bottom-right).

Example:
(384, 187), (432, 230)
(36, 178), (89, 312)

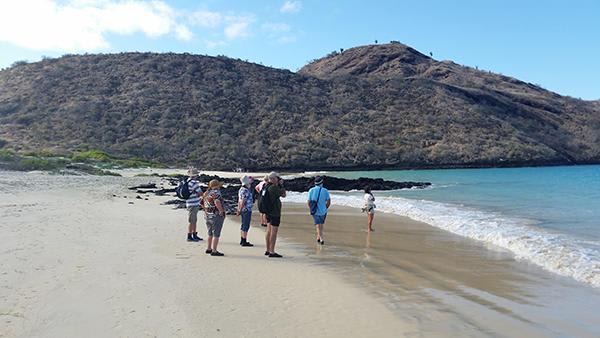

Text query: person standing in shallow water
(237, 175), (254, 247)
(363, 187), (376, 232)
(185, 168), (203, 242)
(203, 179), (226, 256)
(307, 176), (331, 245)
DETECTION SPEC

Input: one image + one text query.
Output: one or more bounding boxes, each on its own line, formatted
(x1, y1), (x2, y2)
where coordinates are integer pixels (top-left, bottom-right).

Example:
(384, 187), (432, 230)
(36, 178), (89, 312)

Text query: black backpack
(257, 183), (272, 214)
(176, 179), (192, 200)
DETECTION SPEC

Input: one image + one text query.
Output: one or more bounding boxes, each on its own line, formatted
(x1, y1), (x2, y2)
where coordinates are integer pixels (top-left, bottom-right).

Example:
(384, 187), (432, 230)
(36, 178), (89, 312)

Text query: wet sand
(278, 203), (600, 337)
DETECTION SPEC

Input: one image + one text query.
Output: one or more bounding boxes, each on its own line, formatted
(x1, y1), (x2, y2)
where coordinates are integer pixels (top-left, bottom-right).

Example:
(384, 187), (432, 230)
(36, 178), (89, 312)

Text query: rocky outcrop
(131, 175), (430, 215)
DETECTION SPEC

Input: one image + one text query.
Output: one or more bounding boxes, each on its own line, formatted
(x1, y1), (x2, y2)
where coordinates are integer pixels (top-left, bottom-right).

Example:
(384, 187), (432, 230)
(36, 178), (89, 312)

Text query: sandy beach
(0, 172), (412, 338)
(2, 171), (600, 337)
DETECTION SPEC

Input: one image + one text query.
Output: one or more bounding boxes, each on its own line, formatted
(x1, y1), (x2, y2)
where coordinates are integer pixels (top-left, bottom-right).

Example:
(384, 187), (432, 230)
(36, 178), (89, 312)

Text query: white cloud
(175, 25), (193, 41)
(280, 1), (301, 14)
(204, 39), (227, 49)
(277, 35), (296, 44)
(223, 16), (255, 40)
(262, 22), (291, 33)
(0, 0), (190, 51)
(189, 10), (223, 28)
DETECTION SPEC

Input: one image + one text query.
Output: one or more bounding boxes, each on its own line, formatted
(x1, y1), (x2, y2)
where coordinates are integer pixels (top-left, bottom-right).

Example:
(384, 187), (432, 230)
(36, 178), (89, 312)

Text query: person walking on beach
(307, 176), (330, 245)
(203, 179), (226, 256)
(237, 175), (254, 247)
(263, 172), (286, 258)
(185, 168), (203, 242)
(363, 187), (376, 232)
(255, 175), (269, 227)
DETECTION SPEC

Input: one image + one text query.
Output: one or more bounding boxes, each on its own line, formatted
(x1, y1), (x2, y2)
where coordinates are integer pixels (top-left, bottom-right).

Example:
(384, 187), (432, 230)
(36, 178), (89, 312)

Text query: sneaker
(320, 240), (325, 245)
(264, 251), (270, 256)
(192, 235), (203, 241)
(205, 249), (213, 254)
(210, 251), (224, 257)
(242, 241), (254, 247)
(268, 252), (283, 258)
(261, 223), (267, 227)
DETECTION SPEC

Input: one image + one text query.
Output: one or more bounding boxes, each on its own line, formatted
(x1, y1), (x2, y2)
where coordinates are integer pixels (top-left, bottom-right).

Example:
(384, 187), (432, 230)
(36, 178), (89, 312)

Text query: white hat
(240, 175), (252, 186)
(187, 167), (199, 176)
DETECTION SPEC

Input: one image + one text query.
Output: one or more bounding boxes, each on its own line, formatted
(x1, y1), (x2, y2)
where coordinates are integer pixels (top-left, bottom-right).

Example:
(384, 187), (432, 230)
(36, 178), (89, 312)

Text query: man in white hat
(186, 168), (203, 242)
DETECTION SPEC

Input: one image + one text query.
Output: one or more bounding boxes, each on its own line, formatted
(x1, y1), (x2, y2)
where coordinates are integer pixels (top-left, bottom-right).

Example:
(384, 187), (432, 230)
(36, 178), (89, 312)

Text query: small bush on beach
(72, 150), (112, 163)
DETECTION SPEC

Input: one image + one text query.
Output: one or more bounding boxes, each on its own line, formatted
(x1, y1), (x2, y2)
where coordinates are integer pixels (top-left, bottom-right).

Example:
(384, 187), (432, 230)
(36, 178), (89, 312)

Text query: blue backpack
(176, 179), (191, 200)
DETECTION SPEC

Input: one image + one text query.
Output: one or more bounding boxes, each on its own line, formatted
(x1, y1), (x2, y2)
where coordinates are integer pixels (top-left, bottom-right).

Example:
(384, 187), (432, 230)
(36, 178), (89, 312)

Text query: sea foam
(284, 192), (600, 288)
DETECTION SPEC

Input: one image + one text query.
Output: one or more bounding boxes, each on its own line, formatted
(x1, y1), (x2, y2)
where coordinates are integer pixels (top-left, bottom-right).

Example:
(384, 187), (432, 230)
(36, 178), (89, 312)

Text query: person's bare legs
(269, 226), (279, 253)
(367, 213), (375, 231)
(206, 236), (213, 251)
(265, 225), (272, 253)
(212, 237), (220, 252)
(261, 213), (267, 226)
(315, 224), (323, 241)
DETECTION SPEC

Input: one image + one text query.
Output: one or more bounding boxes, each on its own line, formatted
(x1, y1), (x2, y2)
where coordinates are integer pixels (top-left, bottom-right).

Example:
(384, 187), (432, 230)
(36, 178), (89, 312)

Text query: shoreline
(2, 171), (599, 337)
(276, 202), (600, 337)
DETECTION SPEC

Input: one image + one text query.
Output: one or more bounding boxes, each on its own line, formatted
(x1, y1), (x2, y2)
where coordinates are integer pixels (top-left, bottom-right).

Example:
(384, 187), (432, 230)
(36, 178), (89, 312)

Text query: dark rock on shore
(141, 174), (430, 215)
(281, 176), (430, 192)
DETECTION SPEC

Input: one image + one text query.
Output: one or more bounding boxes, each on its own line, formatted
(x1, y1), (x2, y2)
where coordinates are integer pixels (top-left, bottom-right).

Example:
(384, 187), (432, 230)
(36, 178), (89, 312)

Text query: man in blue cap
(307, 176), (331, 245)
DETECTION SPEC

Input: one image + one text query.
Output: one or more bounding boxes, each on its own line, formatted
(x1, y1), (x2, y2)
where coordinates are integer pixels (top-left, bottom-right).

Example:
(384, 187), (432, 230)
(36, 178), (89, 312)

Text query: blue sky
(1, 0), (599, 99)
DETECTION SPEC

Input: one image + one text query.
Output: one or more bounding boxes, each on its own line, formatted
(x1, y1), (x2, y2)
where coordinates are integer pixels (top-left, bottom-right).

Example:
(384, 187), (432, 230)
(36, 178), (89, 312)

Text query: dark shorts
(240, 210), (252, 232)
(266, 214), (281, 227)
(205, 214), (225, 237)
(312, 213), (327, 225)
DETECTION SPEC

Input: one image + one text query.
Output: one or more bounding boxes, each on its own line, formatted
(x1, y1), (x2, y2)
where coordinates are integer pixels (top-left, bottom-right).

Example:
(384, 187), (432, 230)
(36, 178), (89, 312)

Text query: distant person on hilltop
(203, 179), (226, 256)
(237, 175), (255, 247)
(185, 168), (203, 242)
(307, 176), (331, 245)
(363, 187), (376, 232)
(260, 172), (286, 258)
(255, 175), (269, 227)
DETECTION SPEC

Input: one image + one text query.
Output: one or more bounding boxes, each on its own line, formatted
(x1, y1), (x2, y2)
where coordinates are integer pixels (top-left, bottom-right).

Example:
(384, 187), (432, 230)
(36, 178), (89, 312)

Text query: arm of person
(280, 188), (286, 198)
(237, 198), (245, 216)
(215, 199), (225, 217)
(326, 198), (331, 209)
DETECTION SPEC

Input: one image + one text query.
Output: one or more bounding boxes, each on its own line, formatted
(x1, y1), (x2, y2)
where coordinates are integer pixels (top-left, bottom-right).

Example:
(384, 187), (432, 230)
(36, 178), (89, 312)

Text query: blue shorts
(240, 210), (252, 232)
(312, 214), (327, 225)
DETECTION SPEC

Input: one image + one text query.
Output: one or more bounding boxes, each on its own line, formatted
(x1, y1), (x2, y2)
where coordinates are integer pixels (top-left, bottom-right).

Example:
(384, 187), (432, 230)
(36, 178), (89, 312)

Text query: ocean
(288, 165), (600, 288)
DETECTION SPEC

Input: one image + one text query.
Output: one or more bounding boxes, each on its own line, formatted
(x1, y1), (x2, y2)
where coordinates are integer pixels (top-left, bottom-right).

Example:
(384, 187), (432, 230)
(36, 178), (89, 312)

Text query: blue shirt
(238, 186), (253, 212)
(307, 185), (330, 216)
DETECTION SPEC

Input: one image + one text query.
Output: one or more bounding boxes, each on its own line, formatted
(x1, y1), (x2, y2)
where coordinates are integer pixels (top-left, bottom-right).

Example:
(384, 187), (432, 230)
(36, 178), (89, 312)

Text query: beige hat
(268, 171), (280, 180)
(208, 179), (223, 189)
(187, 167), (199, 176)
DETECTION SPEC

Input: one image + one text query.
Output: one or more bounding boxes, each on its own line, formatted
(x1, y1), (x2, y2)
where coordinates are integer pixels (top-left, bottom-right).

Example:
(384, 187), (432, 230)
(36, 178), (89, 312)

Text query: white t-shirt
(364, 193), (375, 207)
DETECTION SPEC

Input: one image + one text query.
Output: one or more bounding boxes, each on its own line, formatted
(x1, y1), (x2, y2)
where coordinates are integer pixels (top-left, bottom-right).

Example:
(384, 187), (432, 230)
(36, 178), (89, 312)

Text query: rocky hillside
(0, 43), (598, 170)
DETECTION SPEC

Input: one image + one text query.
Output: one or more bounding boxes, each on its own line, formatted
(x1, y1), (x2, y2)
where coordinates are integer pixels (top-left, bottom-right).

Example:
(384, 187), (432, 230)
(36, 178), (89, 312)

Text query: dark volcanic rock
(153, 174), (430, 215)
(282, 176), (430, 192)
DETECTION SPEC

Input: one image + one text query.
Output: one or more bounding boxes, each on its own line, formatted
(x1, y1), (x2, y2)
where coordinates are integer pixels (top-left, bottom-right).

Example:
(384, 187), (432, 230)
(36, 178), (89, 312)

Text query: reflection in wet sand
(275, 203), (600, 337)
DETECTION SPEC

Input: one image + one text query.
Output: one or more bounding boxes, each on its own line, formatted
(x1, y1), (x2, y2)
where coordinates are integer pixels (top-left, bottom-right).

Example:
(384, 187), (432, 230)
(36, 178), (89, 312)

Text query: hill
(0, 43), (598, 170)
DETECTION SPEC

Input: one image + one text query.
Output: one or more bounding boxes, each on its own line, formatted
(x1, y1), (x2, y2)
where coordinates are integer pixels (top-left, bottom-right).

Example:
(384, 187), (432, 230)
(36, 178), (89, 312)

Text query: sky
(0, 0), (599, 100)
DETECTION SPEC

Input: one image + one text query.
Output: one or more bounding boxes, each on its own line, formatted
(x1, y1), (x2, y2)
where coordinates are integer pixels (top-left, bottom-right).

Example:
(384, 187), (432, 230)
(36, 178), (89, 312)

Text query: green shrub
(0, 149), (15, 161)
(17, 158), (60, 171)
(72, 150), (112, 162)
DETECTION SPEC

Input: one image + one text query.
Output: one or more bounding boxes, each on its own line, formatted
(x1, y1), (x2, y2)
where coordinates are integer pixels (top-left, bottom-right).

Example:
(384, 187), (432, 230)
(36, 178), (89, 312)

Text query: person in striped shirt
(186, 168), (203, 242)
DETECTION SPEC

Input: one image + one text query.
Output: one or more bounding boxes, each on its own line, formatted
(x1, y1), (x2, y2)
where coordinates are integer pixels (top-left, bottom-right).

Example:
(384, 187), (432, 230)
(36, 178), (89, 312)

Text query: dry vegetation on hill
(0, 43), (598, 170)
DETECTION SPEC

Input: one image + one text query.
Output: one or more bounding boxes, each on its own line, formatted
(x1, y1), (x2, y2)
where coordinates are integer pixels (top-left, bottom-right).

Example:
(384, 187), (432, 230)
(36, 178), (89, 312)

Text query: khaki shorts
(188, 206), (199, 224)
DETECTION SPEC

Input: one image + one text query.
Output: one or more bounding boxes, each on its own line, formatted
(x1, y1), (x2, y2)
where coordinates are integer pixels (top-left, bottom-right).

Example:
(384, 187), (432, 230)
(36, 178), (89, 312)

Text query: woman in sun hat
(237, 175), (255, 247)
(203, 179), (226, 256)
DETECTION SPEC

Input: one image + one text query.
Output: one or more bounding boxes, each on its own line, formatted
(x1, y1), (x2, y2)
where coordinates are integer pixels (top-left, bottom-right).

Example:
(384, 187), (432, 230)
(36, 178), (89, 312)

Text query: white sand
(0, 173), (414, 337)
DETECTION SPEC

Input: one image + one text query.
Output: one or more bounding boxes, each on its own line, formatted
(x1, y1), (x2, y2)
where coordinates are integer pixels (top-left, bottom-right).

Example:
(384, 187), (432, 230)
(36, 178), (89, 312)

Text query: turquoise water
(321, 165), (600, 287)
